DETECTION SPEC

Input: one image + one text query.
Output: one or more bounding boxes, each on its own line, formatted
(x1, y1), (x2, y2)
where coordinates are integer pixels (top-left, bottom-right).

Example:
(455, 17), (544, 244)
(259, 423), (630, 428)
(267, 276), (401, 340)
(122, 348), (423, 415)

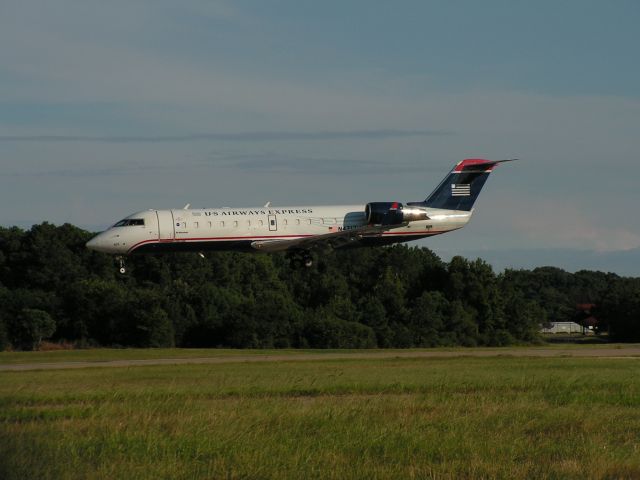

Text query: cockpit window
(113, 218), (145, 227)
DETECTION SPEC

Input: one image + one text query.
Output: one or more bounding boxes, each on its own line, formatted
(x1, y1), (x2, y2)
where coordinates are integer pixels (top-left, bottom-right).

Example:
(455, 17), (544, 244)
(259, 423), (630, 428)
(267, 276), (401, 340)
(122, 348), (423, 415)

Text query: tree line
(0, 223), (638, 350)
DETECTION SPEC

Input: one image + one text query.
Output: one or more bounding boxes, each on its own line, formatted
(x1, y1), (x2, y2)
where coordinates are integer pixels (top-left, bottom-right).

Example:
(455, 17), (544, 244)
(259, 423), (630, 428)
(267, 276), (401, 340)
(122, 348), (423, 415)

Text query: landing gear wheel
(286, 250), (313, 269)
(116, 256), (126, 275)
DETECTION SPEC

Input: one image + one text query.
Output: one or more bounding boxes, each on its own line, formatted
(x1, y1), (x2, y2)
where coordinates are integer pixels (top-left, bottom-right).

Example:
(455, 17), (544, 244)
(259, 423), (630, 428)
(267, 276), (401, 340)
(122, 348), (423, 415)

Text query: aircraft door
(156, 210), (175, 240)
(268, 214), (277, 231)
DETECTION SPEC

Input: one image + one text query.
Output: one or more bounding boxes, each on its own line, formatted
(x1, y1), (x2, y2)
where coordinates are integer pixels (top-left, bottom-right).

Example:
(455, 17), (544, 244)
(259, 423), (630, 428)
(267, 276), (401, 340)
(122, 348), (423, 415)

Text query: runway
(2, 346), (640, 371)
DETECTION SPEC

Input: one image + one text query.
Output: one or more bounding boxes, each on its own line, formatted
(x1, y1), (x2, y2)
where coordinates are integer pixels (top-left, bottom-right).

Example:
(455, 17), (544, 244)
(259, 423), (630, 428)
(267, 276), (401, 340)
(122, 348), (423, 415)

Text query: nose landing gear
(116, 256), (126, 274)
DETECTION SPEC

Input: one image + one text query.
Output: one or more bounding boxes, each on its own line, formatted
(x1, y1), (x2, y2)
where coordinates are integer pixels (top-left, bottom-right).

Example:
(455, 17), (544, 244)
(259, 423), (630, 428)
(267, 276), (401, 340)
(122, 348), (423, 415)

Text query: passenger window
(194, 222), (199, 228)
(307, 219), (312, 225)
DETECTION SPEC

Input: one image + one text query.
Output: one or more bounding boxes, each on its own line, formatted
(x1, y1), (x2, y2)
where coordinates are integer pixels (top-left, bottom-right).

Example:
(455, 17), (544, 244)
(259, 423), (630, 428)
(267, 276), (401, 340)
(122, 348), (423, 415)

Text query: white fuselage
(86, 204), (472, 255)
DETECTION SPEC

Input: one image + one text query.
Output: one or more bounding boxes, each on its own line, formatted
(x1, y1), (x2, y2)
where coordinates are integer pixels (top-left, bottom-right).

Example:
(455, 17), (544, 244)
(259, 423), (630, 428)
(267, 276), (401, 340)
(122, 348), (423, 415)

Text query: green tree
(373, 266), (408, 324)
(445, 300), (478, 347)
(358, 295), (390, 347)
(410, 291), (449, 347)
(0, 321), (8, 351)
(62, 278), (129, 345)
(598, 279), (640, 342)
(3, 221), (637, 349)
(9, 308), (56, 350)
(132, 306), (174, 348)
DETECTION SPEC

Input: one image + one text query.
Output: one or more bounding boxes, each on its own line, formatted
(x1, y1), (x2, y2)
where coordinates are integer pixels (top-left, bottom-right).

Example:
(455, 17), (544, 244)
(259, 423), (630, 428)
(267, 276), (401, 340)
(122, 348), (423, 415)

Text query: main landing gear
(116, 256), (126, 274)
(286, 250), (313, 269)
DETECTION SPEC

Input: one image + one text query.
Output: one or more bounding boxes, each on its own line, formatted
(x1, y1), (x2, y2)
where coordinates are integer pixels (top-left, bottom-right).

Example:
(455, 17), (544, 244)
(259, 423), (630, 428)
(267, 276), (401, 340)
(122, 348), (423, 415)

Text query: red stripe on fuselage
(126, 230), (452, 254)
(127, 234), (314, 254)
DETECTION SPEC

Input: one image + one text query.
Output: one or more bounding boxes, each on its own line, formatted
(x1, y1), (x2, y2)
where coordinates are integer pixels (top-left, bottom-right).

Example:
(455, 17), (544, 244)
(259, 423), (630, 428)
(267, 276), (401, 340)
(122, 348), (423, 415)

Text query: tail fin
(412, 158), (515, 211)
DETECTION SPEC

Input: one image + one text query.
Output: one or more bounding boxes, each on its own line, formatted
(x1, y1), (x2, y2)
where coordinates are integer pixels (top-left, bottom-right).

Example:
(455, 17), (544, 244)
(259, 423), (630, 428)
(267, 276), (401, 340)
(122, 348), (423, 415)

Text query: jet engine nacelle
(365, 202), (429, 225)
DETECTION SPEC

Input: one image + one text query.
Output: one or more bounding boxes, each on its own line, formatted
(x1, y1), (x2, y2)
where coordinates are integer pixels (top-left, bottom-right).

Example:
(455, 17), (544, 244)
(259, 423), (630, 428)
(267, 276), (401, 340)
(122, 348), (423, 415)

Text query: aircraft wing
(250, 224), (398, 253)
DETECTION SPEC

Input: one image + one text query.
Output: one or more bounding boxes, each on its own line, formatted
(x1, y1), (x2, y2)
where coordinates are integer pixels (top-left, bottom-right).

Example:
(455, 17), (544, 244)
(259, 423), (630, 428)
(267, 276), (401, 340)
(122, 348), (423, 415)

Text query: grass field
(2, 351), (640, 479)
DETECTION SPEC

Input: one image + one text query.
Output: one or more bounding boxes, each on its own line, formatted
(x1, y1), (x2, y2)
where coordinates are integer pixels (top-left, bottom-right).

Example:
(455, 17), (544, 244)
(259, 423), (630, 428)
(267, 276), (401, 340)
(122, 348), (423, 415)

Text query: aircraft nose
(86, 233), (109, 252)
(86, 235), (99, 251)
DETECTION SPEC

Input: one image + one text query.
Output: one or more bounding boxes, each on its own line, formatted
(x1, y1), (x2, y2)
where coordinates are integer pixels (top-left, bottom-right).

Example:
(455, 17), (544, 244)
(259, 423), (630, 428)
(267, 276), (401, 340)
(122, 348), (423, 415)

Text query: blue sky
(1, 1), (639, 274)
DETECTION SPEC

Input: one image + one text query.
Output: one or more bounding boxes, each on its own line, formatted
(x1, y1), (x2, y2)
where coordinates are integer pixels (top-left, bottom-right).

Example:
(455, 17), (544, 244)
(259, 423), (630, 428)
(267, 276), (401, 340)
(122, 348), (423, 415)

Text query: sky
(1, 0), (640, 274)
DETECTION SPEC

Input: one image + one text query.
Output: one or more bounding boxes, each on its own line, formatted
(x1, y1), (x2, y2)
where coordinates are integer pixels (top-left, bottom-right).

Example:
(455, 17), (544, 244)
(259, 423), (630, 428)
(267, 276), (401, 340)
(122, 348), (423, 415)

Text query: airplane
(86, 158), (514, 272)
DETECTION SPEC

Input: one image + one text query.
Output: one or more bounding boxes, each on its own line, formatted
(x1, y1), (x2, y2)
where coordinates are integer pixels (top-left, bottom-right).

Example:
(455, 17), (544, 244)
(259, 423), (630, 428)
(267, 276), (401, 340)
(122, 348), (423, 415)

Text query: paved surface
(2, 347), (640, 371)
